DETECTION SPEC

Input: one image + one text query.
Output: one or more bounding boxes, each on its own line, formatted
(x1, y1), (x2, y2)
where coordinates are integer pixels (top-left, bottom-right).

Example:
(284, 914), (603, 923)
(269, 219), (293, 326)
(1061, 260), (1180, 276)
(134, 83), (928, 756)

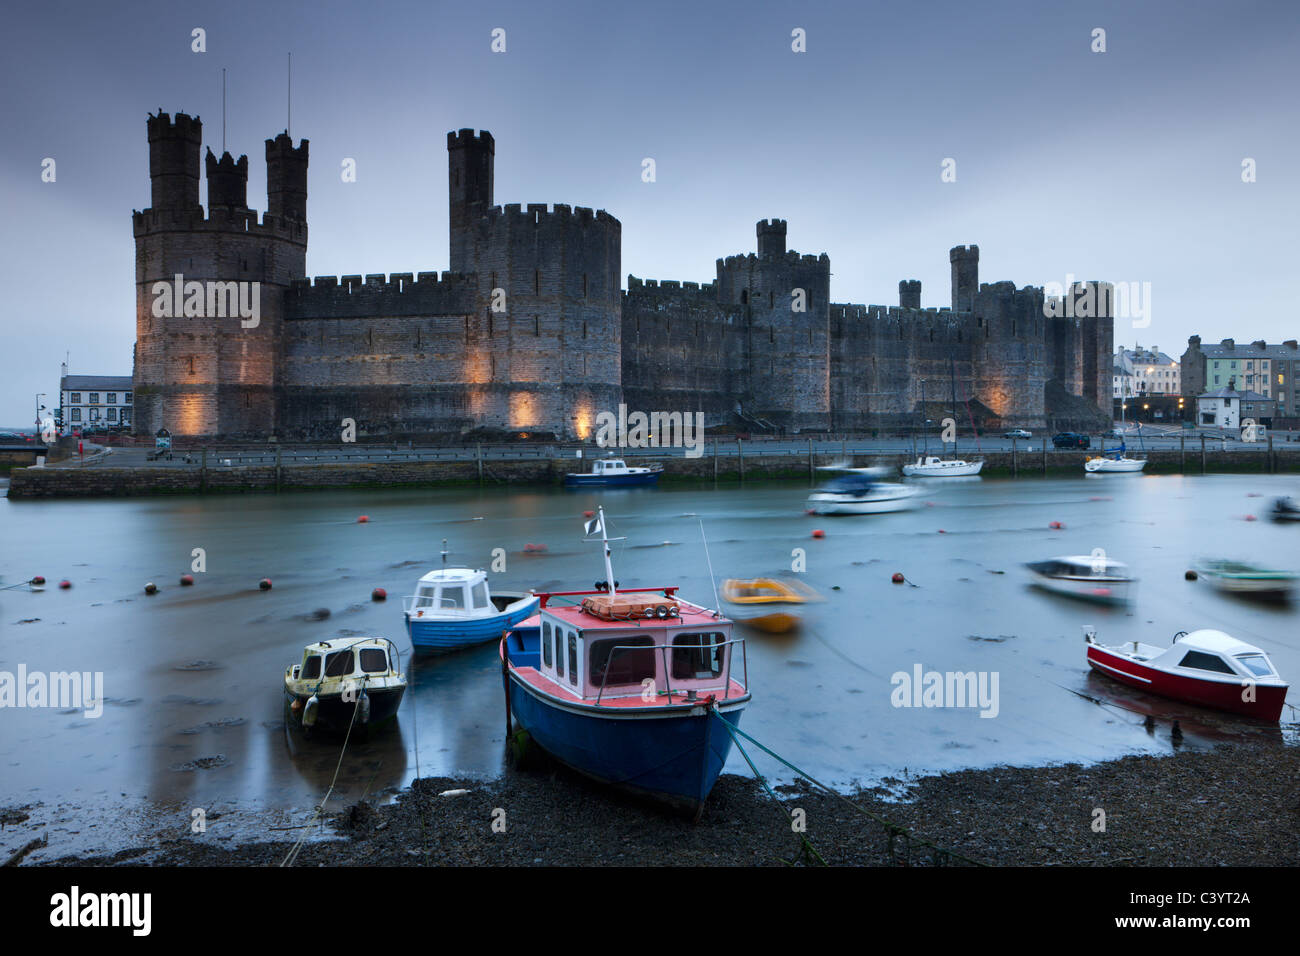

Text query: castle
(132, 112), (1112, 439)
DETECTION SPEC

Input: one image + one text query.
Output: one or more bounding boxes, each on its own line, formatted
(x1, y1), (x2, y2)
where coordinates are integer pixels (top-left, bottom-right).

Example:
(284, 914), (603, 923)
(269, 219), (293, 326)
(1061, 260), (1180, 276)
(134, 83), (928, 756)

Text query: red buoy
(523, 543), (548, 553)
(891, 572), (905, 584)
(583, 510), (594, 518)
(1245, 514), (1257, 522)
(357, 515), (370, 523)
(1049, 521), (1064, 530)
(937, 529), (946, 534)
(59, 580), (72, 589)
(371, 587), (387, 601)
(144, 582), (158, 595)
(259, 578), (273, 590)
(811, 529), (825, 539)
(180, 574), (194, 586)
(31, 575), (45, 586)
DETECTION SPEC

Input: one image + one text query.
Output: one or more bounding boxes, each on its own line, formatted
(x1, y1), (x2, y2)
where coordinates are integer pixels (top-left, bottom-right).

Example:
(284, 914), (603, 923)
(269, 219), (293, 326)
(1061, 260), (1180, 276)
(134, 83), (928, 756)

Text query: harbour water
(2, 473), (1297, 853)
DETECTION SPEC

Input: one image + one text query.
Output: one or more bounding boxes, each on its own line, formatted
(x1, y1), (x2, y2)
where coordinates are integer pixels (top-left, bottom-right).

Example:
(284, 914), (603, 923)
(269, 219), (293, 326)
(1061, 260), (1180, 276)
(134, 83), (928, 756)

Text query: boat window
(302, 655), (321, 679)
(359, 648), (388, 673)
(1236, 654), (1275, 678)
(1178, 650), (1236, 675)
(568, 632), (578, 686)
(542, 621), (553, 667)
(471, 581), (489, 609)
(555, 627), (564, 679)
(414, 586), (436, 608)
(439, 586), (466, 609)
(589, 637), (656, 686)
(672, 632), (726, 679)
(324, 650), (355, 677)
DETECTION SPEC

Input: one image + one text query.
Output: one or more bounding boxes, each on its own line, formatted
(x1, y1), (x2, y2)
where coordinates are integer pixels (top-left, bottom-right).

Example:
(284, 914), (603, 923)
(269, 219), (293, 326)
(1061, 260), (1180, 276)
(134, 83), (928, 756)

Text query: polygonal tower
(950, 244), (979, 312)
(132, 112), (308, 438)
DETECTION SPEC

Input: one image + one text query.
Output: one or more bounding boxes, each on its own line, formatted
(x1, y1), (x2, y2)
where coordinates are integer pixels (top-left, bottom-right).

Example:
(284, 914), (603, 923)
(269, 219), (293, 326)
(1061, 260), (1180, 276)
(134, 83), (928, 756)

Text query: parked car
(1052, 432), (1091, 449)
(1003, 429), (1032, 440)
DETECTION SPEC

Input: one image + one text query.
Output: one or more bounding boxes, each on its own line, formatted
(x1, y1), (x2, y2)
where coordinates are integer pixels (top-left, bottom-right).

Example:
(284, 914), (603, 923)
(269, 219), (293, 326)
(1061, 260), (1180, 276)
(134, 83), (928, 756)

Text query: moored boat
(500, 507), (750, 819)
(1271, 496), (1300, 522)
(1025, 554), (1135, 604)
(1084, 453), (1146, 473)
(1193, 559), (1298, 601)
(403, 553), (538, 654)
(720, 576), (822, 633)
(902, 456), (984, 477)
(284, 636), (406, 737)
(807, 470), (920, 515)
(564, 456), (662, 487)
(1084, 626), (1289, 721)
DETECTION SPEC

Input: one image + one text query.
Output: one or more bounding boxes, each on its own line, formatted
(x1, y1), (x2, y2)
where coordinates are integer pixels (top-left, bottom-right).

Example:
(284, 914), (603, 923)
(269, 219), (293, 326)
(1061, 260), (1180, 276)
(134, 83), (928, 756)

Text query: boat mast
(919, 380), (928, 457)
(950, 358), (958, 457)
(597, 505), (617, 597)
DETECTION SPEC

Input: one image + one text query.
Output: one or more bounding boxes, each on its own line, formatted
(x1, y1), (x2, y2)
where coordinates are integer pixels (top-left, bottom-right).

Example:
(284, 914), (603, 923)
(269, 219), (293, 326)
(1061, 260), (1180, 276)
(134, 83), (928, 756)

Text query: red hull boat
(1085, 627), (1289, 722)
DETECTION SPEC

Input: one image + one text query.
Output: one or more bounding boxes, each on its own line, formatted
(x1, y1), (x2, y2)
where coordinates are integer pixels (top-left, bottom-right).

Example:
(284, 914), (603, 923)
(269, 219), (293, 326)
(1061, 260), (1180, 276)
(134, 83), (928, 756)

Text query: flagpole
(597, 506), (616, 597)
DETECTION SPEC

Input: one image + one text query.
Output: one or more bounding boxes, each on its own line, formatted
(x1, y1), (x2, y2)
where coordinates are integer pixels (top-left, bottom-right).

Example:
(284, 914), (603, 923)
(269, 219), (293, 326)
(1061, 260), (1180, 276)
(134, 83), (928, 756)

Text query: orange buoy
(371, 587), (387, 601)
(144, 582), (158, 595)
(259, 578), (273, 590)
(59, 580), (72, 589)
(1245, 514), (1257, 522)
(523, 543), (548, 553)
(891, 572), (905, 584)
(180, 574), (194, 586)
(1049, 521), (1064, 530)
(357, 515), (370, 523)
(811, 529), (825, 539)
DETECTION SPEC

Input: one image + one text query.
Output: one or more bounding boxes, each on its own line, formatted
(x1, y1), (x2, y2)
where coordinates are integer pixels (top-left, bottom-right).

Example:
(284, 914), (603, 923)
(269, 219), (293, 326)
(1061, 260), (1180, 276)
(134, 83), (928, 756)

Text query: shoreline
(23, 734), (1299, 867)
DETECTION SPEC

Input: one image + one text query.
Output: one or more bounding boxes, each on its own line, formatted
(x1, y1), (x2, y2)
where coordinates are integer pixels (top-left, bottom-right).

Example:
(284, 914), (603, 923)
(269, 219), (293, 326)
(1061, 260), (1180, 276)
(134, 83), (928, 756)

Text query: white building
(60, 366), (133, 432)
(1115, 345), (1179, 397)
(1196, 384), (1274, 430)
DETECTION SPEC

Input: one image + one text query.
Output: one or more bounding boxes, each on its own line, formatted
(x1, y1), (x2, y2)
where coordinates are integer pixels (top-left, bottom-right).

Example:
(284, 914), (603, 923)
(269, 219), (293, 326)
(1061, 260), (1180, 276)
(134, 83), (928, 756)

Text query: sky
(1, 0), (1297, 426)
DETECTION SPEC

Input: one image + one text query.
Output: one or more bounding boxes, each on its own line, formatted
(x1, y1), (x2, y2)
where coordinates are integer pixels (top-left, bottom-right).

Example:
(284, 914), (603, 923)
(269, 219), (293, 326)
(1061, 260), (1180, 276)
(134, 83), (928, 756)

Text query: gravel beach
(31, 735), (1299, 867)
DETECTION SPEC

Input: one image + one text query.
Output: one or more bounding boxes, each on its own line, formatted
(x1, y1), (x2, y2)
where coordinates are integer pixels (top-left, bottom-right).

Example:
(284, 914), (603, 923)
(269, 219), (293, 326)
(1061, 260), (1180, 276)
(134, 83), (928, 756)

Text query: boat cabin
(1107, 629), (1281, 682)
(290, 637), (401, 685)
(510, 589), (747, 705)
(403, 567), (495, 618)
(1031, 555), (1131, 580)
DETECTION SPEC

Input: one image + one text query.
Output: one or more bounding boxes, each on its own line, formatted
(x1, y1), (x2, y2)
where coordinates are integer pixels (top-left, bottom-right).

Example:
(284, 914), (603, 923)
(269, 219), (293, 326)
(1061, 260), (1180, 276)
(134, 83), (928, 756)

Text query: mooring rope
(713, 711), (984, 866)
(279, 678), (367, 867)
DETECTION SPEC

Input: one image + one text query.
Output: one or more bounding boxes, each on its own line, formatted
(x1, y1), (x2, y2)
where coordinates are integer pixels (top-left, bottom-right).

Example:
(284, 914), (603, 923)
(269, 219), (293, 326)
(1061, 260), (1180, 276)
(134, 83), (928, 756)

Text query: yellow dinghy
(720, 577), (822, 633)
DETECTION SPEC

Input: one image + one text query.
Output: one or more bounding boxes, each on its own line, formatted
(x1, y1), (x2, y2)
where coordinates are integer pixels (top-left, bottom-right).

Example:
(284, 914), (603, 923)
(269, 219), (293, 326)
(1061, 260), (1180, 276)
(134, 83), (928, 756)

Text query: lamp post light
(35, 393), (45, 431)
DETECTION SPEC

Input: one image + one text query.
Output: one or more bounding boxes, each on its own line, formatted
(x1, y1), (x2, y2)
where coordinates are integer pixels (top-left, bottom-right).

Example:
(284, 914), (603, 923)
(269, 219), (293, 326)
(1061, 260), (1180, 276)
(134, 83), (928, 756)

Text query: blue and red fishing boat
(500, 507), (750, 819)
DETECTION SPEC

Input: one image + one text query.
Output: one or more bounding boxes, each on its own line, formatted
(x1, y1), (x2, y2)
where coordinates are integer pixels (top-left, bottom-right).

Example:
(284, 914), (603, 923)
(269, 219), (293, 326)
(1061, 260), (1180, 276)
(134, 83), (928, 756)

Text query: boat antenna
(440, 538), (448, 569)
(597, 505), (617, 597)
(698, 517), (721, 618)
(920, 380), (928, 457)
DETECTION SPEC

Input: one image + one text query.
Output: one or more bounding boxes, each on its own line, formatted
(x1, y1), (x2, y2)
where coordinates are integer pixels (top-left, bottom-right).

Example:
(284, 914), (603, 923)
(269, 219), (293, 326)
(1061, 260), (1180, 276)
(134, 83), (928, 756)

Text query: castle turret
(447, 129), (495, 271)
(899, 279), (921, 309)
(757, 219), (787, 258)
(205, 149), (249, 210)
(950, 244), (979, 312)
(147, 111), (202, 212)
(266, 132), (308, 221)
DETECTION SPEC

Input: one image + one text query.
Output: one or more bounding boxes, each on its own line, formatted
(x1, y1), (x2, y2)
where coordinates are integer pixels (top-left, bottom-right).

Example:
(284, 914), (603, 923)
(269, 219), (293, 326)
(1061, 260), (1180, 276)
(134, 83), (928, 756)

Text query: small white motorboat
(564, 456), (662, 487)
(284, 636), (407, 738)
(1025, 555), (1135, 603)
(1084, 626), (1288, 721)
(1084, 454), (1146, 473)
(902, 456), (984, 477)
(807, 471), (920, 515)
(1193, 559), (1298, 602)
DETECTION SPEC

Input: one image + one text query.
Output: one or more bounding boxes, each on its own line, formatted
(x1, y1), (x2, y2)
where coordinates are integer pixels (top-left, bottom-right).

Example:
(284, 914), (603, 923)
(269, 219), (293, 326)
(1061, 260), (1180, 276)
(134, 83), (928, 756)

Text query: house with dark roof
(1195, 381), (1275, 430)
(59, 364), (133, 432)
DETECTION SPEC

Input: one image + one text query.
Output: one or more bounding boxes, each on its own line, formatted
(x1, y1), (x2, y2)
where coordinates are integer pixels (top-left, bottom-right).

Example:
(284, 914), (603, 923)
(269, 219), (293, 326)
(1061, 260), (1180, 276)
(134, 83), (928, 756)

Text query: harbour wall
(7, 448), (1300, 498)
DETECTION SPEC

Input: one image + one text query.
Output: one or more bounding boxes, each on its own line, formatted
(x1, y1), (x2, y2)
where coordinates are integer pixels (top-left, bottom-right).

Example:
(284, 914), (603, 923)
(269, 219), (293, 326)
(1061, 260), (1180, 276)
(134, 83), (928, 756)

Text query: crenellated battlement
(132, 206), (307, 243)
(477, 202), (620, 228)
(625, 275), (718, 300)
(447, 128), (495, 150)
(717, 251), (830, 269)
(286, 270), (476, 320)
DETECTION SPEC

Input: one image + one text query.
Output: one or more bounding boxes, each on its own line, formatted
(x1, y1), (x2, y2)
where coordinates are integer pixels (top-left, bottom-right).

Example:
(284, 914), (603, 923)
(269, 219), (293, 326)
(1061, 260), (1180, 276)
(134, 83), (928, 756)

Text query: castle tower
(757, 219), (786, 257)
(899, 280), (921, 309)
(716, 221), (831, 432)
(447, 129), (495, 271)
(950, 244), (979, 312)
(266, 132), (308, 221)
(132, 112), (308, 438)
(205, 149), (249, 210)
(147, 111), (202, 211)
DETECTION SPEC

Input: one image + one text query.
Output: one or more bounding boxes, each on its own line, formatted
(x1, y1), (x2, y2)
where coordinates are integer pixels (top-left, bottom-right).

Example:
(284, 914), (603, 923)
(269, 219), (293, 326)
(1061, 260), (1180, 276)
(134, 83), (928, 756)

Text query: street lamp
(35, 393), (45, 431)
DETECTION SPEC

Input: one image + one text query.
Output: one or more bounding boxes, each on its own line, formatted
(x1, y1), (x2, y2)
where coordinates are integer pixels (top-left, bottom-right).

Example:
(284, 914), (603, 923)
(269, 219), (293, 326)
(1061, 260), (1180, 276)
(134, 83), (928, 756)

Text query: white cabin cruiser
(1025, 555), (1135, 603)
(807, 471), (920, 515)
(902, 455), (984, 477)
(565, 457), (662, 487)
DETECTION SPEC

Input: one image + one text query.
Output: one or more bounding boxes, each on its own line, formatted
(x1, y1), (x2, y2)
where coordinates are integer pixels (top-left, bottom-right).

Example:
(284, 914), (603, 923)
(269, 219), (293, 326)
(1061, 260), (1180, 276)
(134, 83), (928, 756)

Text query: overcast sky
(1, 0), (1296, 426)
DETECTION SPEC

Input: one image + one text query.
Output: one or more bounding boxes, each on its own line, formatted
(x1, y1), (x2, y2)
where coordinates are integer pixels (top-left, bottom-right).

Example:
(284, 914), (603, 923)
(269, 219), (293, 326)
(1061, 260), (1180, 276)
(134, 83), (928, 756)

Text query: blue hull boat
(403, 564), (538, 655)
(564, 456), (662, 487)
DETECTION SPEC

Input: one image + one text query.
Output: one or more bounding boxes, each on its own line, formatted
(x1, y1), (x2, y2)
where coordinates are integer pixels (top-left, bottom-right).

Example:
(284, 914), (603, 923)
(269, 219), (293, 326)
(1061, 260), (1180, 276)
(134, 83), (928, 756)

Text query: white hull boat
(1025, 555), (1135, 604)
(1085, 455), (1146, 473)
(808, 477), (919, 515)
(902, 456), (984, 477)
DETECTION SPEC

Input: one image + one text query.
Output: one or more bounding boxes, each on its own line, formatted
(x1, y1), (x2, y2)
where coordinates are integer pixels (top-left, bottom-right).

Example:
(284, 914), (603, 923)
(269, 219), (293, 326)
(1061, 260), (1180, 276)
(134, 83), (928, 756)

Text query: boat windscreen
(324, 650), (355, 677)
(359, 647), (389, 673)
(1235, 654), (1275, 677)
(824, 476), (874, 494)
